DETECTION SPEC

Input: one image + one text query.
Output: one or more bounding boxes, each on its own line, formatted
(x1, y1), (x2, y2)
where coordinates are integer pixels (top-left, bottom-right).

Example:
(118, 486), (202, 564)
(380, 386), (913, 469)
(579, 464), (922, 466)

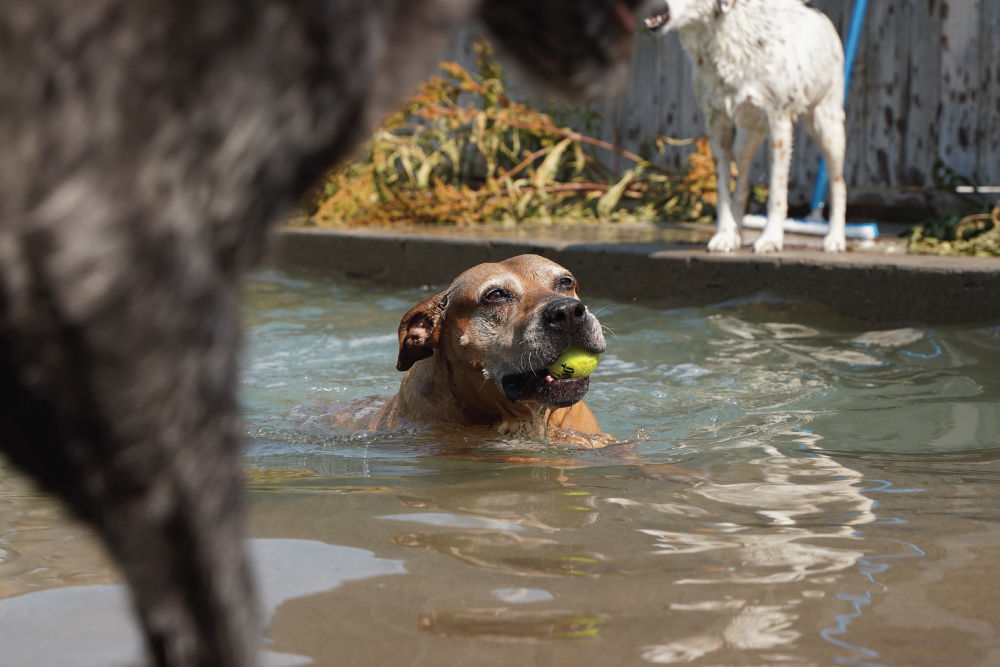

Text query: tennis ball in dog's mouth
(548, 345), (599, 380)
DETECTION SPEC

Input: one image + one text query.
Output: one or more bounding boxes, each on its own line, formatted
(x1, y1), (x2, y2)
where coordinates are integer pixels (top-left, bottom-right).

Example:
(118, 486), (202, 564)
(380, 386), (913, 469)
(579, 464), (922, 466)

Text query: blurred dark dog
(0, 1), (642, 665)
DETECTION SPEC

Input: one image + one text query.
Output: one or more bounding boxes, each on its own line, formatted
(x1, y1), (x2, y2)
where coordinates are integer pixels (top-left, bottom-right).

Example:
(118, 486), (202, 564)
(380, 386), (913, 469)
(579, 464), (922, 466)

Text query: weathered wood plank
(937, 0), (983, 181)
(977, 0), (1000, 183)
(861, 0), (909, 187)
(900, 0), (943, 188)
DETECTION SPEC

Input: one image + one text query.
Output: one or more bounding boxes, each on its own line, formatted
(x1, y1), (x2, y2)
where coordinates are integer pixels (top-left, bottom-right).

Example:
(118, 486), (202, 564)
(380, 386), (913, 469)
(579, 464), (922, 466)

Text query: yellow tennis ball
(548, 345), (599, 379)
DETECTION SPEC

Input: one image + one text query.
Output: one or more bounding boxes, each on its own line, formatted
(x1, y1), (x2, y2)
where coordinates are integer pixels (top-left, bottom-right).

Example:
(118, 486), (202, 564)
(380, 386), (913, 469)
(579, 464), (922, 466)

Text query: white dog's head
(643, 0), (737, 31)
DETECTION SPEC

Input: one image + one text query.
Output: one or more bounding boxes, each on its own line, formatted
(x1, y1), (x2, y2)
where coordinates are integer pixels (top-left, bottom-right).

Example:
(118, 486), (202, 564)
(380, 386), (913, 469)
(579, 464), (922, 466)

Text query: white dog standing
(646, 0), (847, 253)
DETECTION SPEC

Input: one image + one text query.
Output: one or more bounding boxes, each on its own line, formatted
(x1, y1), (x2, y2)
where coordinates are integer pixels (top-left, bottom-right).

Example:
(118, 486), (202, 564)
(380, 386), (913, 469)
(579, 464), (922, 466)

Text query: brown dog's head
(396, 255), (606, 413)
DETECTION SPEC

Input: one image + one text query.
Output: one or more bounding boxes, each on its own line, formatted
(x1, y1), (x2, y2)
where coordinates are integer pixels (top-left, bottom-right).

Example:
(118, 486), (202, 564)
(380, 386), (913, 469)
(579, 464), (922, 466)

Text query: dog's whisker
(601, 324), (623, 348)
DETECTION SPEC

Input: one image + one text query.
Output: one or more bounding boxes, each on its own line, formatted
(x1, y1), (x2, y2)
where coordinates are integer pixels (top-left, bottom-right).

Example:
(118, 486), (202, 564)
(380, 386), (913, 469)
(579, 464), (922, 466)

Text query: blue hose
(808, 0), (868, 217)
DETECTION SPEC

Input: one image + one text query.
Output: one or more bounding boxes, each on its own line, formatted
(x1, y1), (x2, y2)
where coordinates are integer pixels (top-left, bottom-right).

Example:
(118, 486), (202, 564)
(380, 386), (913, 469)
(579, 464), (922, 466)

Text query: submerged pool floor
(2, 264), (999, 665)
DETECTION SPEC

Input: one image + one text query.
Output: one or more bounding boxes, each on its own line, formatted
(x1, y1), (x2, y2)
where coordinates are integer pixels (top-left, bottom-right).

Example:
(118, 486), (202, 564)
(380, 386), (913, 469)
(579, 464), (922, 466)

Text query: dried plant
(308, 40), (724, 227)
(908, 203), (1000, 257)
(906, 162), (1000, 256)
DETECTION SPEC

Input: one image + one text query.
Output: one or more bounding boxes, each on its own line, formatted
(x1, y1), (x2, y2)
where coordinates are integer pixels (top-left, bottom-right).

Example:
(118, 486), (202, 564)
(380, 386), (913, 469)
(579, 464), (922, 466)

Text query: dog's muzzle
(542, 298), (589, 335)
(500, 297), (605, 408)
(501, 373), (592, 408)
(644, 4), (669, 30)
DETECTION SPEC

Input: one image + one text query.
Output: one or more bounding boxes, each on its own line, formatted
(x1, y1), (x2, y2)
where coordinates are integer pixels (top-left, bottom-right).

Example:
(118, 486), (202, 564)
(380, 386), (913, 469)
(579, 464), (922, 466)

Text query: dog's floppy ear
(716, 0), (737, 14)
(396, 292), (447, 371)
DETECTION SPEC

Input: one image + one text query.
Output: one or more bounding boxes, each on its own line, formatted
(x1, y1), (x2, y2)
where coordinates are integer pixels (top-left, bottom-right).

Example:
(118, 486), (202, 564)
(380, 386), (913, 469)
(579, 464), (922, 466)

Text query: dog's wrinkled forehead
(446, 255), (576, 308)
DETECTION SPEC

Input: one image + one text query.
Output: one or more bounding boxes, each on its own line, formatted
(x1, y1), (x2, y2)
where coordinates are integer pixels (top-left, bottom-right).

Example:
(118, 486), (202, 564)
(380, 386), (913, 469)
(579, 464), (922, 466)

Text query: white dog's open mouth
(501, 371), (591, 408)
(644, 11), (668, 30)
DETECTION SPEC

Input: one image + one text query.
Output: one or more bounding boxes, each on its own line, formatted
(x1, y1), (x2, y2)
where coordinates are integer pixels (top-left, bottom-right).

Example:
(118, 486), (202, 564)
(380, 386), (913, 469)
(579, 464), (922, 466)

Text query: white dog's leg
(807, 102), (847, 252)
(733, 126), (766, 224)
(754, 115), (793, 254)
(706, 116), (741, 253)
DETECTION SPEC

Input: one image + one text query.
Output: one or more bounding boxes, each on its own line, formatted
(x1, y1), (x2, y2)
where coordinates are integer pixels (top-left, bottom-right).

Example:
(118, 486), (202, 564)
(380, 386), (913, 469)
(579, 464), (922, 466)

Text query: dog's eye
(482, 288), (511, 305)
(555, 276), (575, 291)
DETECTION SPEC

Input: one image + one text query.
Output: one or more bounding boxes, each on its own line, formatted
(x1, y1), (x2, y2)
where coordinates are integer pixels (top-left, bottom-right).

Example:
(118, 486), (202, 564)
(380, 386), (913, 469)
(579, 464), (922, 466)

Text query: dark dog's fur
(0, 1), (643, 665)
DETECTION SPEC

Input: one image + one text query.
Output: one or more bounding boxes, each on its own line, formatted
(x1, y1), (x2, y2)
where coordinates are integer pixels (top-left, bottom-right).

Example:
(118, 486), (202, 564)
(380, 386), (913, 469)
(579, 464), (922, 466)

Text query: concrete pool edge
(268, 227), (1000, 325)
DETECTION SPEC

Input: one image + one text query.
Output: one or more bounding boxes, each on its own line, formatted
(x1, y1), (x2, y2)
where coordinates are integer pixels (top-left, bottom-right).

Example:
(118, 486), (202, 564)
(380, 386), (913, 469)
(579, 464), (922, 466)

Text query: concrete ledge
(269, 227), (1000, 325)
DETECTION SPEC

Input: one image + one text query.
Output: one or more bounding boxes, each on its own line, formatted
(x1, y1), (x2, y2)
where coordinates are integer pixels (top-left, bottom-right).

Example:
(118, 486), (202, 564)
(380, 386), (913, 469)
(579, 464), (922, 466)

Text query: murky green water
(2, 263), (999, 665)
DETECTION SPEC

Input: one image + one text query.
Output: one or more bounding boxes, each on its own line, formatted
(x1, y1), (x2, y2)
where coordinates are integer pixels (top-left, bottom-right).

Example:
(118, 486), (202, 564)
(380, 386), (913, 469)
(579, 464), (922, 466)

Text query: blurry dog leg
(706, 116), (741, 253)
(733, 126), (766, 226)
(754, 115), (793, 254)
(806, 100), (847, 252)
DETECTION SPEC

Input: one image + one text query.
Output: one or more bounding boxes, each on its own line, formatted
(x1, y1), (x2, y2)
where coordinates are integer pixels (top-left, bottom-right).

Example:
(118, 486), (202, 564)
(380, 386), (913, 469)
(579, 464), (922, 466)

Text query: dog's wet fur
(644, 0), (847, 254)
(0, 1), (644, 664)
(366, 255), (608, 441)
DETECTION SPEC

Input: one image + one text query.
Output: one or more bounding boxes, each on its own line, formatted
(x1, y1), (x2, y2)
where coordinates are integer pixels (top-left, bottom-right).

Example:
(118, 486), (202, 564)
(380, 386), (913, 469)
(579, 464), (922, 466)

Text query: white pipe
(742, 214), (879, 240)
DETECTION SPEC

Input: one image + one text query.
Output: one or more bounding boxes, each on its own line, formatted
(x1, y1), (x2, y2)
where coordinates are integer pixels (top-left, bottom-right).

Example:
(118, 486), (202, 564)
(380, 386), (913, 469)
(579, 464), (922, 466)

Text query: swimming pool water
(1, 262), (997, 666)
(237, 264), (1000, 666)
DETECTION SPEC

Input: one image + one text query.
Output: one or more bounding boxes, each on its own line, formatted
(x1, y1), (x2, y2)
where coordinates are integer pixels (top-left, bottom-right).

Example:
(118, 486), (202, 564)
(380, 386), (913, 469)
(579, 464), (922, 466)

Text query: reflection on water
(0, 537), (405, 667)
(1, 265), (999, 666)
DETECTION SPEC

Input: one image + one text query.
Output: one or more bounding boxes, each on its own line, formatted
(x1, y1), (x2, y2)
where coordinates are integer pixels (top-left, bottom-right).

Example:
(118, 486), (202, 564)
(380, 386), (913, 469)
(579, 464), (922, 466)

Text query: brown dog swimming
(363, 255), (608, 444)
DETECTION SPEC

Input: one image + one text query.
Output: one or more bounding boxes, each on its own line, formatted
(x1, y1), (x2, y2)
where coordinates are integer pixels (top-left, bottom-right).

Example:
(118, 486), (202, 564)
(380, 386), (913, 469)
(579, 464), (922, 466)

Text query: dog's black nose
(543, 298), (587, 332)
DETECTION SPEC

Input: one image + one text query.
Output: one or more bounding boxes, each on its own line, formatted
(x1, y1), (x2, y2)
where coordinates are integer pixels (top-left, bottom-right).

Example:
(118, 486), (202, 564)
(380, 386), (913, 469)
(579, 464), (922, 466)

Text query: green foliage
(309, 40), (719, 227)
(907, 205), (1000, 257)
(906, 162), (1000, 257)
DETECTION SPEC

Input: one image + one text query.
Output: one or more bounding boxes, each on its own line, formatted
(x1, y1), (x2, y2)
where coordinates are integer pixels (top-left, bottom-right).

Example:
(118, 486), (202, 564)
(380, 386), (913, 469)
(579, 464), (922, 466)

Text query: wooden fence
(450, 0), (1000, 213)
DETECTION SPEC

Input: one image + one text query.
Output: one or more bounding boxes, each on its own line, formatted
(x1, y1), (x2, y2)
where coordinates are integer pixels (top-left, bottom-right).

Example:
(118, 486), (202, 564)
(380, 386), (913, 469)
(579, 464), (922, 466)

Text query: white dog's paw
(753, 234), (783, 254)
(822, 233), (846, 252)
(707, 230), (742, 253)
